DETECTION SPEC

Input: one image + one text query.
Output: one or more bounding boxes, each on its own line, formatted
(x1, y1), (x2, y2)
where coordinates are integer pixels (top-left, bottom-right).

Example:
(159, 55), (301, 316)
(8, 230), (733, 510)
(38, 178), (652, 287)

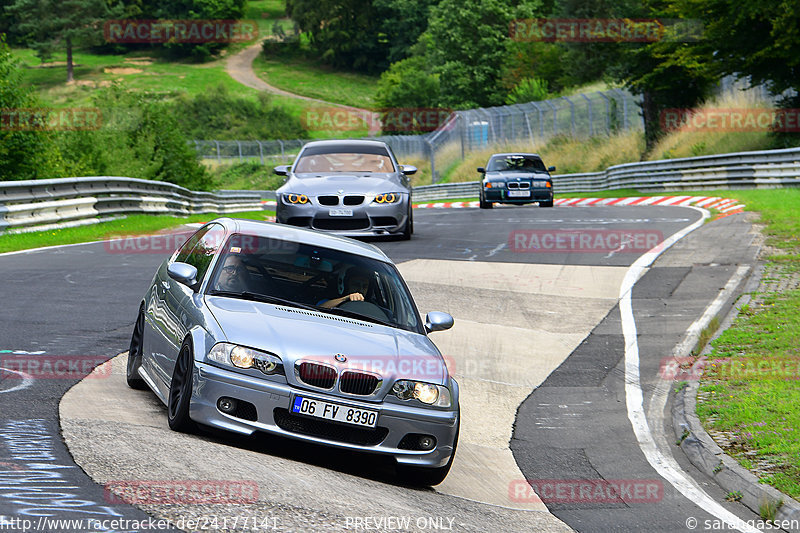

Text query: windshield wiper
(319, 306), (395, 328)
(208, 290), (318, 311)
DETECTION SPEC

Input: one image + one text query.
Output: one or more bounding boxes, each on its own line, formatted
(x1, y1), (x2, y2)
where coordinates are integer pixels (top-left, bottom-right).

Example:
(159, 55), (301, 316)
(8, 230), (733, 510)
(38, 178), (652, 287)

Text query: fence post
(598, 92), (611, 134)
(562, 96), (576, 137)
(545, 100), (558, 137)
(426, 138), (436, 184)
(215, 140), (221, 163)
(581, 94), (593, 137)
(278, 140), (284, 157)
(257, 141), (264, 165)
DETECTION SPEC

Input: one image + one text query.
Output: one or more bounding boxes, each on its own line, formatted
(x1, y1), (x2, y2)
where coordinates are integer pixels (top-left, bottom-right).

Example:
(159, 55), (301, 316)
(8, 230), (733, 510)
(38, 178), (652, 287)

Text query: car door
(144, 226), (209, 394)
(152, 224), (227, 391)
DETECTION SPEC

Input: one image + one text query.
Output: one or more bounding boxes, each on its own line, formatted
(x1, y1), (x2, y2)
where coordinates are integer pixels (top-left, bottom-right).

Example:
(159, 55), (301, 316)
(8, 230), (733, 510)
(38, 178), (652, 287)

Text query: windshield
(207, 234), (421, 333)
(294, 145), (396, 173)
(487, 155), (547, 172)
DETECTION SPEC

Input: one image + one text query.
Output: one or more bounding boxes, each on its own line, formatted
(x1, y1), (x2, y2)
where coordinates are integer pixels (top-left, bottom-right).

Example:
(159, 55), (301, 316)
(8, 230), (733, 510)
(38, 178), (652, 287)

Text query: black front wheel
(540, 199), (554, 208)
(126, 305), (148, 390)
(167, 339), (197, 433)
(479, 191), (493, 209)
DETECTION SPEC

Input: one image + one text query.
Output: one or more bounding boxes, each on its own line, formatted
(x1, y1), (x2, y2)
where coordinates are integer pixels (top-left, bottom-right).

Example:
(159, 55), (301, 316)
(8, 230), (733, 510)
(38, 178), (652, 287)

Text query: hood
(484, 171), (550, 181)
(205, 296), (447, 389)
(278, 174), (404, 196)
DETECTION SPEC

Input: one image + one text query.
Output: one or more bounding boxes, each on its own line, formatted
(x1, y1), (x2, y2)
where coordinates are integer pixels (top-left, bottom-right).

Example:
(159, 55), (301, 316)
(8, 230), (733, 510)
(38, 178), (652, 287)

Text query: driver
(214, 254), (251, 292)
(319, 268), (370, 308)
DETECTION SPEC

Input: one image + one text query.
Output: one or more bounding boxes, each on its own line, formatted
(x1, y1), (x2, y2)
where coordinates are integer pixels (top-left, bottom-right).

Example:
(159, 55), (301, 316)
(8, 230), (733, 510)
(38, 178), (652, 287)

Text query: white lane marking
(0, 366), (35, 394)
(620, 206), (759, 533)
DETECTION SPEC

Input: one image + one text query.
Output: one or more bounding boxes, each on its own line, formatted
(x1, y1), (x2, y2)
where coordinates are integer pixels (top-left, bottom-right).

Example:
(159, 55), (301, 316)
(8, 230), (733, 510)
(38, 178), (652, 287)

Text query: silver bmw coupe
(274, 140), (415, 239)
(127, 218), (459, 485)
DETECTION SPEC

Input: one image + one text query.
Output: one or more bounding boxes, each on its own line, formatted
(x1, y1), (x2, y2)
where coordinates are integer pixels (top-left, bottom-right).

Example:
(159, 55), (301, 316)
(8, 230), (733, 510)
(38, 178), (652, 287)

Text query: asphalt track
(0, 206), (763, 532)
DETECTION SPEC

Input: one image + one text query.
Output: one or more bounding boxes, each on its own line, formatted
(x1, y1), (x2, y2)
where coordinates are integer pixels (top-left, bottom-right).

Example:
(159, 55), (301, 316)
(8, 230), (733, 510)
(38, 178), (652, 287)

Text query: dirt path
(226, 40), (380, 134)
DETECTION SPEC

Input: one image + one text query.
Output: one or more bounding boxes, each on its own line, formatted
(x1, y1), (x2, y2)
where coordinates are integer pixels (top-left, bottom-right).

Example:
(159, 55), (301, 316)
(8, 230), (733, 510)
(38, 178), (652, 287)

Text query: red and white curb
(413, 196), (745, 214)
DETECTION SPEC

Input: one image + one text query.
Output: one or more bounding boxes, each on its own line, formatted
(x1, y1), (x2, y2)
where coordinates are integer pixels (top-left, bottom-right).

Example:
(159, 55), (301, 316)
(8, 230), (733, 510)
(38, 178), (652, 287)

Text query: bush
(171, 84), (308, 140)
(54, 85), (212, 190)
(505, 78), (550, 105)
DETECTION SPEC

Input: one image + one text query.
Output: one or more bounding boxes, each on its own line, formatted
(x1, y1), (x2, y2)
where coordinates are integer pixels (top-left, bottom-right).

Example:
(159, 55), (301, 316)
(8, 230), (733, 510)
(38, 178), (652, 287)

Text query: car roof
(301, 139), (389, 148)
(208, 218), (393, 263)
(489, 153), (543, 159)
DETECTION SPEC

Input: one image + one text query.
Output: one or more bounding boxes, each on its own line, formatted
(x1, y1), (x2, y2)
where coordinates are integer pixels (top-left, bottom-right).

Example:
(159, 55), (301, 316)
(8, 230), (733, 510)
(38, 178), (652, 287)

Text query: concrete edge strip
(620, 206), (762, 533)
(413, 196), (746, 210)
(669, 263), (800, 526)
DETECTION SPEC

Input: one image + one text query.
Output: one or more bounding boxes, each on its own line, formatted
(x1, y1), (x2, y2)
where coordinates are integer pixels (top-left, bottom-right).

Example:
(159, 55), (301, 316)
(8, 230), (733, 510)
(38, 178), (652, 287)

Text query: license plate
(291, 396), (378, 428)
(508, 190), (530, 197)
(329, 209), (353, 217)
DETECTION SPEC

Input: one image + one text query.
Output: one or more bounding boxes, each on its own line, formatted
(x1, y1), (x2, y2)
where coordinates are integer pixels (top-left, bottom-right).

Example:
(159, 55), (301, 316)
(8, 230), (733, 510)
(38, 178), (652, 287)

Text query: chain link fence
(194, 89), (644, 182)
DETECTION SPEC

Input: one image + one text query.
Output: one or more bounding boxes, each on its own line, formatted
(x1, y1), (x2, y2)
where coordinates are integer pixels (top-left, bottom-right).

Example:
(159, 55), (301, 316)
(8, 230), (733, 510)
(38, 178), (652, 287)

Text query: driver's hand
(348, 292), (364, 302)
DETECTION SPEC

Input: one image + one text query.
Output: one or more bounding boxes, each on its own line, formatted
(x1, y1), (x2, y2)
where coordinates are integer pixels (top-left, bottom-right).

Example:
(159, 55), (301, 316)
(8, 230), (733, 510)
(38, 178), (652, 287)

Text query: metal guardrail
(1, 146), (798, 232)
(410, 147), (800, 201)
(0, 177), (263, 233)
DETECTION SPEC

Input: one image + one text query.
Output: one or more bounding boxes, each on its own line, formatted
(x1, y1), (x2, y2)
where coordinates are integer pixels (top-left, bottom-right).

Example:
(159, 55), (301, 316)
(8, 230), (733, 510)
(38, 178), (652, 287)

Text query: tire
(126, 305), (148, 390)
(479, 191), (493, 209)
(396, 419), (459, 487)
(540, 199), (554, 208)
(167, 339), (197, 433)
(400, 206), (413, 240)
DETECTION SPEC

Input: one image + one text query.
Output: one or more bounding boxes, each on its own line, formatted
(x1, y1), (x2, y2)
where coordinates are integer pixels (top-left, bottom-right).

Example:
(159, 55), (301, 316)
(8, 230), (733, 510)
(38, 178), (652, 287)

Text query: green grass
(0, 211), (274, 254)
(252, 54), (378, 110)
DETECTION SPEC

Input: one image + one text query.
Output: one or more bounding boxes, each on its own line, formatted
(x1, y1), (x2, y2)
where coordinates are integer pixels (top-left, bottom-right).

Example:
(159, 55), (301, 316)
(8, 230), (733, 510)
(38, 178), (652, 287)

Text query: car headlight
(373, 193), (402, 204)
(485, 182), (504, 189)
(391, 380), (451, 407)
(207, 343), (284, 376)
(284, 193), (309, 204)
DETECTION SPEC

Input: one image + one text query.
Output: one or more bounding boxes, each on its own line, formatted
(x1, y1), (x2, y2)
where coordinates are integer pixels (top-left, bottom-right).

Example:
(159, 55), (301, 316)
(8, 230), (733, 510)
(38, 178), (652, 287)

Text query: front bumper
(190, 362), (458, 467)
(276, 197), (409, 237)
(484, 188), (553, 203)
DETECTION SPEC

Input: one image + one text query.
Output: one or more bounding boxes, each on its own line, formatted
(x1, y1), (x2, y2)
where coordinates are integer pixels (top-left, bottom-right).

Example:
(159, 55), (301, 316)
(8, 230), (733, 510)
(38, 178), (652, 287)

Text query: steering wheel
(338, 300), (391, 322)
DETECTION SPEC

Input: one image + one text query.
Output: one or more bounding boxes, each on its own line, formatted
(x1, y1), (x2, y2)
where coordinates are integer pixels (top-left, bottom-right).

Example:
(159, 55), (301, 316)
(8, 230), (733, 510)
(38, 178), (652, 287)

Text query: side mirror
(167, 262), (198, 289)
(477, 167), (485, 173)
(425, 311), (454, 333)
(547, 166), (556, 172)
(400, 165), (417, 176)
(274, 165), (289, 176)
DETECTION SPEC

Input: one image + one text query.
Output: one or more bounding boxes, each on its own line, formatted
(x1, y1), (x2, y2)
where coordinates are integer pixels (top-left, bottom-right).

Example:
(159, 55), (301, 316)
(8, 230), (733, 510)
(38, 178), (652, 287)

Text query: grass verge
(0, 211), (274, 255)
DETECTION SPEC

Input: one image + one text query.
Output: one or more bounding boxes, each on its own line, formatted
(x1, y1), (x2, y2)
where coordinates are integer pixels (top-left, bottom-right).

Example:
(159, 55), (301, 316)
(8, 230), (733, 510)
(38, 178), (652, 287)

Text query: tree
(6, 0), (124, 82)
(425, 0), (515, 108)
(687, 0), (800, 98)
(286, 0), (386, 72)
(0, 35), (64, 180)
(607, 0), (716, 150)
